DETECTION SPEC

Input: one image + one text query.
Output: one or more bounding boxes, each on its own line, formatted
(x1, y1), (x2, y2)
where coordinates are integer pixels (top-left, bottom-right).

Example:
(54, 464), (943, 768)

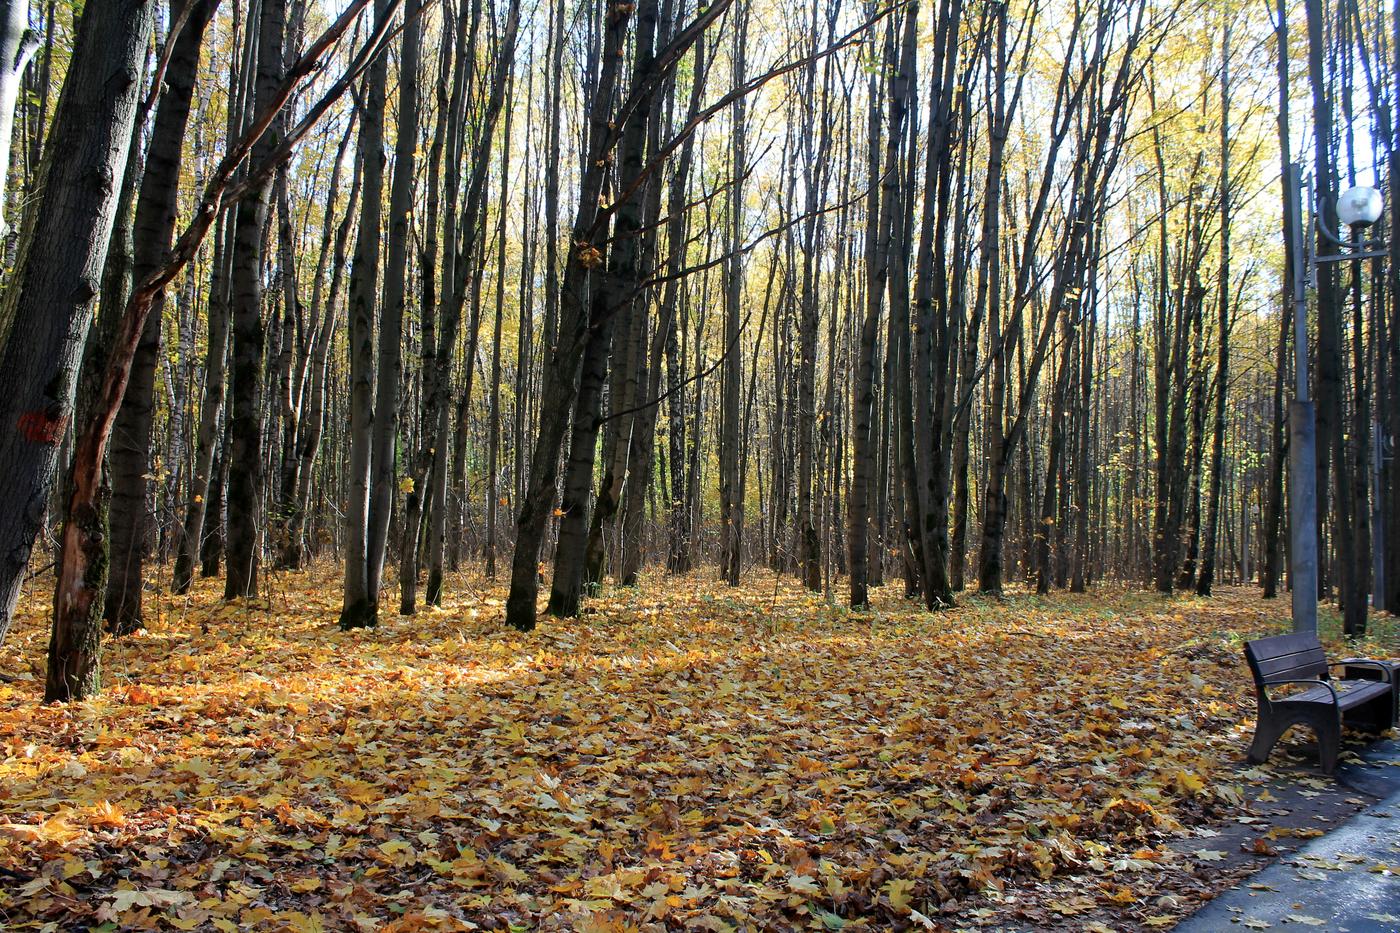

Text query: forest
(0, 0), (1397, 928)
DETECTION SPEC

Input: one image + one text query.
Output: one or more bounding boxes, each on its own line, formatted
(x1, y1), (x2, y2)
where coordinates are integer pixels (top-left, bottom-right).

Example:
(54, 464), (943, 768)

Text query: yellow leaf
(1175, 770), (1206, 795)
(884, 878), (916, 913)
(85, 800), (127, 828)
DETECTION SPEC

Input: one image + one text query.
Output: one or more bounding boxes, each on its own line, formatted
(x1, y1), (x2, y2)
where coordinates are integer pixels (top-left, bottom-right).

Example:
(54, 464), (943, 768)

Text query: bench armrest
(1330, 659), (1393, 682)
(1259, 678), (1339, 703)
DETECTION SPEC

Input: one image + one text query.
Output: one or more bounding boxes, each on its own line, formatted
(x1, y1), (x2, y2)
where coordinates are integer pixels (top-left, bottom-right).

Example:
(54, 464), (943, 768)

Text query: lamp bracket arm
(1315, 247), (1390, 263)
(1313, 205), (1386, 250)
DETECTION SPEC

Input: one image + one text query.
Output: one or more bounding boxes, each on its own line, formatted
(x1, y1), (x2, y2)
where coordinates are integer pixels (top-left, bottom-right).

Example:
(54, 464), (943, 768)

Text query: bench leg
(1248, 707), (1343, 774)
(1247, 716), (1288, 765)
(1317, 717), (1341, 774)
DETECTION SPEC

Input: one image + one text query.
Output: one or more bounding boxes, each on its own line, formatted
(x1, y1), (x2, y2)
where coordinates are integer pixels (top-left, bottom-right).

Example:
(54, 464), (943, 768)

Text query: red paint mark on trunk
(18, 410), (68, 445)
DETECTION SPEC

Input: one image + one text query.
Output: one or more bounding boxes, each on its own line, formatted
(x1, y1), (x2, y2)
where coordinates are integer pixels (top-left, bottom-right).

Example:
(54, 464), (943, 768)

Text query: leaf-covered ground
(0, 569), (1393, 931)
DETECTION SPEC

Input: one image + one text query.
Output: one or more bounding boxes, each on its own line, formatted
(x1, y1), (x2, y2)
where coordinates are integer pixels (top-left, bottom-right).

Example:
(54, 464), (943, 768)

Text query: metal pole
(1375, 420), (1387, 612)
(1287, 162), (1320, 635)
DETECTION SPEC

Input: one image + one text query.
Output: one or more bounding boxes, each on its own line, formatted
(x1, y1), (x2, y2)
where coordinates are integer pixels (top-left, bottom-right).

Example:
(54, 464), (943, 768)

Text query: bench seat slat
(1247, 633), (1328, 662)
(1255, 649), (1328, 679)
(1279, 680), (1392, 708)
(1252, 645), (1327, 666)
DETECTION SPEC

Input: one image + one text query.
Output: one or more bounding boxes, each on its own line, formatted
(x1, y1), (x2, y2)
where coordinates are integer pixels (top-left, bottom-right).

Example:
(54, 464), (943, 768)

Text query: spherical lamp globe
(1337, 185), (1383, 229)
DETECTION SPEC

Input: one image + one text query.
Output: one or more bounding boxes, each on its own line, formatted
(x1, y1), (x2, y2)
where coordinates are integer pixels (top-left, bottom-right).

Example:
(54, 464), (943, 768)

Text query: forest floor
(1, 568), (1398, 932)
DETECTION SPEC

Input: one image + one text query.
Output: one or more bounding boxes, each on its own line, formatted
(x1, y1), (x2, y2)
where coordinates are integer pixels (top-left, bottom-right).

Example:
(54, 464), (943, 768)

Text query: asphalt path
(1176, 737), (1400, 933)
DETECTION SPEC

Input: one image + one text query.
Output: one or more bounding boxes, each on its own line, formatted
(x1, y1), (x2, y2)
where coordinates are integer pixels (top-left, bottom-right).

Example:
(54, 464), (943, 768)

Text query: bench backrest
(1244, 633), (1328, 687)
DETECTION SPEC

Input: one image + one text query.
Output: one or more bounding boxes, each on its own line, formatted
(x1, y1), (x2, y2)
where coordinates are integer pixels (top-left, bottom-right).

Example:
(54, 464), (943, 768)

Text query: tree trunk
(0, 0), (38, 241)
(0, 0), (154, 649)
(1034, 305), (1077, 594)
(549, 288), (618, 616)
(357, 0), (422, 626)
(485, 72), (513, 579)
(717, 3), (747, 587)
(1387, 0), (1400, 614)
(175, 6), (257, 594)
(105, 0), (218, 635)
(286, 115), (357, 571)
(850, 14), (907, 609)
(509, 0), (729, 630)
(397, 11), (450, 611)
(909, 0), (963, 611)
(1305, 0), (1350, 611)
(1197, 23), (1231, 597)
(424, 0), (519, 607)
(339, 0), (388, 628)
(1070, 290), (1097, 593)
(1177, 286), (1209, 592)
(506, 1), (635, 630)
(225, 0), (289, 601)
(660, 32), (706, 578)
(558, 0), (664, 612)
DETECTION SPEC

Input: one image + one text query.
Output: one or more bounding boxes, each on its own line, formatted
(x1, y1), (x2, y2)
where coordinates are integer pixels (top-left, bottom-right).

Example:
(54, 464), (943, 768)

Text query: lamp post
(1284, 165), (1387, 635)
(1376, 423), (1389, 613)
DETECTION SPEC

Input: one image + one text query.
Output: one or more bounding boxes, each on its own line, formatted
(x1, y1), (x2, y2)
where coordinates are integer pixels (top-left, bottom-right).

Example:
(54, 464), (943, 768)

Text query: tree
(284, 114), (358, 572)
(0, 0), (39, 240)
(0, 0), (156, 648)
(224, 0), (288, 601)
(550, 0), (664, 619)
(849, 14), (895, 609)
(367, 0), (422, 618)
(506, 0), (730, 631)
(105, 0), (221, 636)
(340, 0), (389, 629)
(0, 0), (1347, 678)
(46, 0), (389, 700)
(1197, 22), (1232, 597)
(421, 0), (520, 609)
(718, 0), (749, 587)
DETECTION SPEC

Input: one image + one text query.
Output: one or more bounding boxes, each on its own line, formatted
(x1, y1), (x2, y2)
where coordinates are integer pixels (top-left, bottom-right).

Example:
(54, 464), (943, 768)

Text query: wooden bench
(1243, 633), (1395, 774)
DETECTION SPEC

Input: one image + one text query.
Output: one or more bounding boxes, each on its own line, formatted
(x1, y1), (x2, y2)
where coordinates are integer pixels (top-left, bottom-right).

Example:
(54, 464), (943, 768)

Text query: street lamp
(1284, 166), (1389, 635)
(1336, 185), (1384, 229)
(1334, 184), (1391, 617)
